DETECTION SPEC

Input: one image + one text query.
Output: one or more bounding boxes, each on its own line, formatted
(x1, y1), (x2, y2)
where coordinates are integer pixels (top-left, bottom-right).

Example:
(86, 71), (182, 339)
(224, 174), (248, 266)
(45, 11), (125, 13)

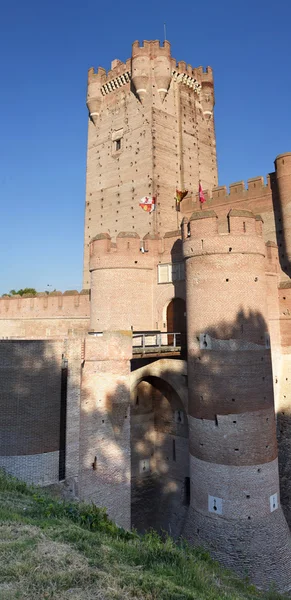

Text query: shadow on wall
(270, 172), (291, 279)
(277, 410), (291, 526)
(0, 340), (65, 486)
(79, 307), (291, 536)
(130, 375), (189, 538)
(186, 307), (291, 531)
(169, 237), (187, 355)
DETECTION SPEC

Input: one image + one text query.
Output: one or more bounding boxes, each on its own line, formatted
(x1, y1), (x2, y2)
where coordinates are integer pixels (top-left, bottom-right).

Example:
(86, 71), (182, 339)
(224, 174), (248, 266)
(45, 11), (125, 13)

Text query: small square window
(115, 139), (121, 151)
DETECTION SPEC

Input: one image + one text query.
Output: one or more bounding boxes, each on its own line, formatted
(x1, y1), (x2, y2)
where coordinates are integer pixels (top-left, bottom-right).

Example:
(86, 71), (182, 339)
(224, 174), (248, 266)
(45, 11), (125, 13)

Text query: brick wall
(83, 40), (218, 287)
(0, 340), (64, 485)
(0, 292), (90, 339)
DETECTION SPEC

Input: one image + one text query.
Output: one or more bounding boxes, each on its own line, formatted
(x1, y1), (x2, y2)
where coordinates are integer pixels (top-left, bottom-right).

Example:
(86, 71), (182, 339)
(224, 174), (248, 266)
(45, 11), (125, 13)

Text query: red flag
(199, 182), (206, 203)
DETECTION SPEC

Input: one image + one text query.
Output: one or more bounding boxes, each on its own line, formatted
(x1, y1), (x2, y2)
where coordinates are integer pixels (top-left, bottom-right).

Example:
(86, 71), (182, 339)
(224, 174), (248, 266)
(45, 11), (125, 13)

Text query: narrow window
(184, 477), (190, 505)
(115, 139), (121, 151)
(173, 439), (176, 461)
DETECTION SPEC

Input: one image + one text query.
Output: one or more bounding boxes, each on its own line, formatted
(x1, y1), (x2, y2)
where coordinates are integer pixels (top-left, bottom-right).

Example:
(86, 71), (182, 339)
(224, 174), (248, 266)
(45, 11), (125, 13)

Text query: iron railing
(132, 331), (185, 353)
(88, 330), (186, 355)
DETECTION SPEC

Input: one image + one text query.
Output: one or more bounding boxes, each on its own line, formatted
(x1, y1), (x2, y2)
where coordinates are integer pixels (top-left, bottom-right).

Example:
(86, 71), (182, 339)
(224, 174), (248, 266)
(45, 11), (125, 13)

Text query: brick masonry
(0, 39), (291, 591)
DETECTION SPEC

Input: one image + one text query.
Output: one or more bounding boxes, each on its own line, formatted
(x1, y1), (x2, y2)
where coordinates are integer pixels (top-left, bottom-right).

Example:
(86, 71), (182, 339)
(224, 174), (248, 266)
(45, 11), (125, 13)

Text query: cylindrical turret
(87, 68), (103, 125)
(274, 153), (291, 276)
(182, 210), (291, 591)
(153, 41), (172, 102)
(89, 232), (155, 331)
(131, 41), (151, 103)
(200, 68), (215, 121)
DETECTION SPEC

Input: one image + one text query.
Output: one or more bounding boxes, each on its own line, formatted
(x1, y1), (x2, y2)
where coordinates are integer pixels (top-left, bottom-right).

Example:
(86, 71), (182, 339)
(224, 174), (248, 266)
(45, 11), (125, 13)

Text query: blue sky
(0, 0), (290, 294)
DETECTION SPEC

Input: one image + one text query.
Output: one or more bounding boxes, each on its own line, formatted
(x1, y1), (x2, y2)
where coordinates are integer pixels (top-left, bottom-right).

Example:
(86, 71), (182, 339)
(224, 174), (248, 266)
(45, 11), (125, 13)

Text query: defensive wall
(0, 291), (90, 338)
(0, 329), (191, 535)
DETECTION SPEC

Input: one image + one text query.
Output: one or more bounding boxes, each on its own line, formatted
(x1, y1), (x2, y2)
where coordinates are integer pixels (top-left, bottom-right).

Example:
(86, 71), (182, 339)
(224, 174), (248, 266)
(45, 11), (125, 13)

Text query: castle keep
(1, 40), (291, 590)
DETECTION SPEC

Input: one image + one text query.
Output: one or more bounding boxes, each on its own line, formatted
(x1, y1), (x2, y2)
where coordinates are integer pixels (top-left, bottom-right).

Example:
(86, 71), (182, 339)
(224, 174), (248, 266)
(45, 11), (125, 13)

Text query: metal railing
(88, 330), (186, 355)
(132, 331), (185, 353)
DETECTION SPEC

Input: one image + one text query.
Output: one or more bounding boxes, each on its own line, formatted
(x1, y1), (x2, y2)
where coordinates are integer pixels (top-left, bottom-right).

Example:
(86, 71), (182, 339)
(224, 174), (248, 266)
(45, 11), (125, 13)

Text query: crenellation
(212, 185), (228, 200)
(178, 60), (187, 71)
(0, 291), (90, 320)
(247, 176), (265, 190)
(132, 39), (171, 56)
(97, 66), (106, 79)
(180, 175), (272, 218)
(229, 181), (245, 195)
(3, 37), (291, 593)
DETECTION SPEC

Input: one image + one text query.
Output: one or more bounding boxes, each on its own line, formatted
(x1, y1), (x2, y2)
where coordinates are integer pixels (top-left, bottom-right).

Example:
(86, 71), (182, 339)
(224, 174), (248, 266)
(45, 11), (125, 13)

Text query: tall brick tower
(182, 209), (291, 590)
(83, 40), (218, 287)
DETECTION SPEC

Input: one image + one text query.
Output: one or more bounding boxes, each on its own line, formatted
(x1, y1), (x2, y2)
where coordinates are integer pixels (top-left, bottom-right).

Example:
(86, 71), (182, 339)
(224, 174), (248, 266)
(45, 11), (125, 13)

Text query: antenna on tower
(164, 22), (167, 42)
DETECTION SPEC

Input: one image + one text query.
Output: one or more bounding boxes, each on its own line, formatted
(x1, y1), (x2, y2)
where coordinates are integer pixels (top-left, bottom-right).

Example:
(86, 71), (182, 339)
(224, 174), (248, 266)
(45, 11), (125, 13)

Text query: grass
(0, 470), (289, 600)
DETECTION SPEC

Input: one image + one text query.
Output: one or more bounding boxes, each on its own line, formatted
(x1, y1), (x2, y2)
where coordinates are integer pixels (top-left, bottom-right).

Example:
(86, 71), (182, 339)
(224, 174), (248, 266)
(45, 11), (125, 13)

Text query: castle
(1, 40), (291, 590)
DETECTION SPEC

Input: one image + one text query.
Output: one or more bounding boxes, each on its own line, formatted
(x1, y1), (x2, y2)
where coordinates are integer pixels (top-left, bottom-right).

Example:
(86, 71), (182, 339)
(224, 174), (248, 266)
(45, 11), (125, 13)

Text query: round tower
(89, 232), (156, 332)
(182, 209), (291, 591)
(274, 152), (291, 275)
(86, 68), (104, 125)
(131, 41), (151, 103)
(200, 67), (215, 121)
(153, 41), (172, 102)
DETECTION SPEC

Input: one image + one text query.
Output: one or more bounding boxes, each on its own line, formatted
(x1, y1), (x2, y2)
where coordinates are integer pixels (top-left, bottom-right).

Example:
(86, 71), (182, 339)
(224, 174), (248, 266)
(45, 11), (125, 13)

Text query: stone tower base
(184, 507), (291, 592)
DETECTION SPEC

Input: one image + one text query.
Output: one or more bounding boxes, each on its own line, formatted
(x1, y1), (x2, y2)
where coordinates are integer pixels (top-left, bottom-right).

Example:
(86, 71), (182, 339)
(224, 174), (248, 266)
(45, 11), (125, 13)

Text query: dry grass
(0, 471), (289, 600)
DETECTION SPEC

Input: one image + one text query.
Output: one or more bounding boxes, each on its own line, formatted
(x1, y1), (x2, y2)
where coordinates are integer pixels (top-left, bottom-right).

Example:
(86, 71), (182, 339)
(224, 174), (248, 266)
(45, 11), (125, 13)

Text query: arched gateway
(130, 359), (189, 537)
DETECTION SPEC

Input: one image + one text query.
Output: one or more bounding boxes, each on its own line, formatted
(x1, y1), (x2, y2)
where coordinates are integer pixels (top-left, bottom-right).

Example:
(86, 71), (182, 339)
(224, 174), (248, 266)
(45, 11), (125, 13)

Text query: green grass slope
(0, 471), (288, 600)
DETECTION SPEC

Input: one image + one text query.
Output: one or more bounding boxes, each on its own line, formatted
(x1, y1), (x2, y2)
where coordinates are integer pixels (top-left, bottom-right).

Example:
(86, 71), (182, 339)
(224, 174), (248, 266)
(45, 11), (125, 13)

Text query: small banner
(139, 196), (156, 213)
(175, 189), (188, 211)
(199, 183), (206, 204)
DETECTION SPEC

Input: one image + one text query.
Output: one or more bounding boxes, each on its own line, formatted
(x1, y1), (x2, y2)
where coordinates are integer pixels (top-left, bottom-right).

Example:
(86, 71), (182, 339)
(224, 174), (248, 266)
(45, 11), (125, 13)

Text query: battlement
(0, 291), (90, 321)
(87, 40), (213, 111)
(90, 232), (162, 269)
(88, 58), (131, 84)
(132, 40), (171, 57)
(183, 209), (266, 259)
(212, 175), (270, 202)
(89, 229), (185, 271)
(180, 175), (272, 215)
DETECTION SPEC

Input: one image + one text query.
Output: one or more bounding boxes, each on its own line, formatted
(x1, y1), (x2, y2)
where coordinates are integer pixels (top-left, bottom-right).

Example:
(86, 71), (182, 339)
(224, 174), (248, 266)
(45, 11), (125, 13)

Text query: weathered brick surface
(0, 293), (90, 339)
(183, 210), (291, 589)
(78, 332), (132, 529)
(1, 37), (291, 592)
(83, 40), (218, 287)
(185, 505), (291, 592)
(130, 378), (189, 538)
(0, 340), (64, 485)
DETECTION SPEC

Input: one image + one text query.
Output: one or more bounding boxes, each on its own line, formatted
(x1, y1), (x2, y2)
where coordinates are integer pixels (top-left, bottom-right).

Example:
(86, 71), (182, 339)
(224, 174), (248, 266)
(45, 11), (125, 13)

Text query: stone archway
(130, 361), (189, 537)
